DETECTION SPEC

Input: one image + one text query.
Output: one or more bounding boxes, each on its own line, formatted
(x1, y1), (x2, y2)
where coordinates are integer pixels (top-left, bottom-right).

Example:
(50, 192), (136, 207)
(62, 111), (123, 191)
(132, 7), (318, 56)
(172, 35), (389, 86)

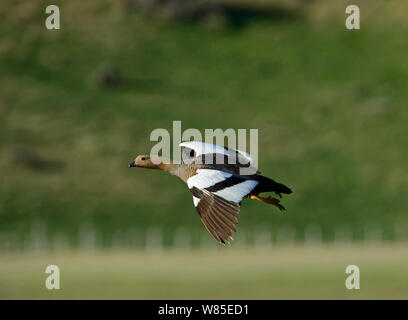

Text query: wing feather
(196, 190), (239, 243)
(180, 141), (260, 175)
(180, 141), (254, 164)
(187, 169), (259, 244)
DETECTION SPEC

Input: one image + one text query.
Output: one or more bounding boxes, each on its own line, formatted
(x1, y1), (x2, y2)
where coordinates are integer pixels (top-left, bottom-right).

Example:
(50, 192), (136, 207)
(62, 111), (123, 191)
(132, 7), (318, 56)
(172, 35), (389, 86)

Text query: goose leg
(250, 195), (285, 211)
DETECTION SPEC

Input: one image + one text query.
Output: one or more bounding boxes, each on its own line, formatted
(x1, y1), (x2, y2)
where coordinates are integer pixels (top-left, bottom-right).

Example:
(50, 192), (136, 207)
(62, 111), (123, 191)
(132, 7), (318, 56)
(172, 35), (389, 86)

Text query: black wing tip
(279, 184), (292, 194)
(217, 235), (234, 245)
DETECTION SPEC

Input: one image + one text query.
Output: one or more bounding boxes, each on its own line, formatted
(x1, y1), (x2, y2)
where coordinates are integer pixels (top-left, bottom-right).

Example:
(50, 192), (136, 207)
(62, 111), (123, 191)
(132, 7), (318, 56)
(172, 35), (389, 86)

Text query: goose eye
(189, 150), (195, 157)
(141, 157), (146, 161)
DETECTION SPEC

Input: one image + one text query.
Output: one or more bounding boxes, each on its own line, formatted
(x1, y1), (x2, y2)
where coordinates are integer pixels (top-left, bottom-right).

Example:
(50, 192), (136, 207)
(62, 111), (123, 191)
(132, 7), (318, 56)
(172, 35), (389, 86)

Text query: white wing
(213, 180), (259, 203)
(187, 169), (259, 244)
(187, 169), (232, 190)
(187, 169), (258, 205)
(180, 141), (254, 165)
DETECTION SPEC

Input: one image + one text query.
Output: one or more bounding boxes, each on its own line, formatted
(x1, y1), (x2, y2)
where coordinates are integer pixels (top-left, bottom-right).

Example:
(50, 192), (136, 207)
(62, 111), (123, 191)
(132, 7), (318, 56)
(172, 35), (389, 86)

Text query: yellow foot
(250, 195), (285, 211)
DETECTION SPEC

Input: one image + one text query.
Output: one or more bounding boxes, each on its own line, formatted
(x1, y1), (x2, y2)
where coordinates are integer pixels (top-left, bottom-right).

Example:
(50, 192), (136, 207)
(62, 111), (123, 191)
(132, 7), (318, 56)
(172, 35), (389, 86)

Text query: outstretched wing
(180, 141), (253, 163)
(187, 169), (259, 244)
(191, 187), (240, 244)
(180, 141), (260, 175)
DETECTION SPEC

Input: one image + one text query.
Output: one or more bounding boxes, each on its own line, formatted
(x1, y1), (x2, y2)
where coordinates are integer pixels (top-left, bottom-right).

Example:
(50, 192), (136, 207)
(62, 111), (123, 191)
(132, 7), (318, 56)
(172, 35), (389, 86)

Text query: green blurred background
(0, 0), (407, 299)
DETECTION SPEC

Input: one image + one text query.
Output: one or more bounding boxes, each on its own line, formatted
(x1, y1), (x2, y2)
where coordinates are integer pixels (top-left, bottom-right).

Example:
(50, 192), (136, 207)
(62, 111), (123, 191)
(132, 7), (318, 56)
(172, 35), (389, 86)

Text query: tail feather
(251, 175), (292, 195)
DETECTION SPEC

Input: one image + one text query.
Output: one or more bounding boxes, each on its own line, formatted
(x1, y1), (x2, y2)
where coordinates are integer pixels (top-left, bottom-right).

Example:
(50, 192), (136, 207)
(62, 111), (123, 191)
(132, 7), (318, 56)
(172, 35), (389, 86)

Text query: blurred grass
(0, 244), (407, 299)
(0, 0), (408, 246)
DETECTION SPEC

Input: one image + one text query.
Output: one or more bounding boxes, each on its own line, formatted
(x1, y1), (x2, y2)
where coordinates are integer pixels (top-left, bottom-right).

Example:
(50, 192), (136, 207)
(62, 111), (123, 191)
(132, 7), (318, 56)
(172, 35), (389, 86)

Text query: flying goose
(129, 142), (292, 244)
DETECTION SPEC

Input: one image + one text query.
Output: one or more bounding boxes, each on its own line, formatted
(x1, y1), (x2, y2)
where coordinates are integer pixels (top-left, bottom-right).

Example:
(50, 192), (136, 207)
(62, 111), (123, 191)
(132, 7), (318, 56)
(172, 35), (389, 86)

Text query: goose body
(129, 142), (292, 244)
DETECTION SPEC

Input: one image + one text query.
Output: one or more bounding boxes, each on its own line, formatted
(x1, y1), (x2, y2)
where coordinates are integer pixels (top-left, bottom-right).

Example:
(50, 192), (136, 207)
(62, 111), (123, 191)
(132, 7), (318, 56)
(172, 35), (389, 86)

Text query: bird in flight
(129, 141), (292, 244)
